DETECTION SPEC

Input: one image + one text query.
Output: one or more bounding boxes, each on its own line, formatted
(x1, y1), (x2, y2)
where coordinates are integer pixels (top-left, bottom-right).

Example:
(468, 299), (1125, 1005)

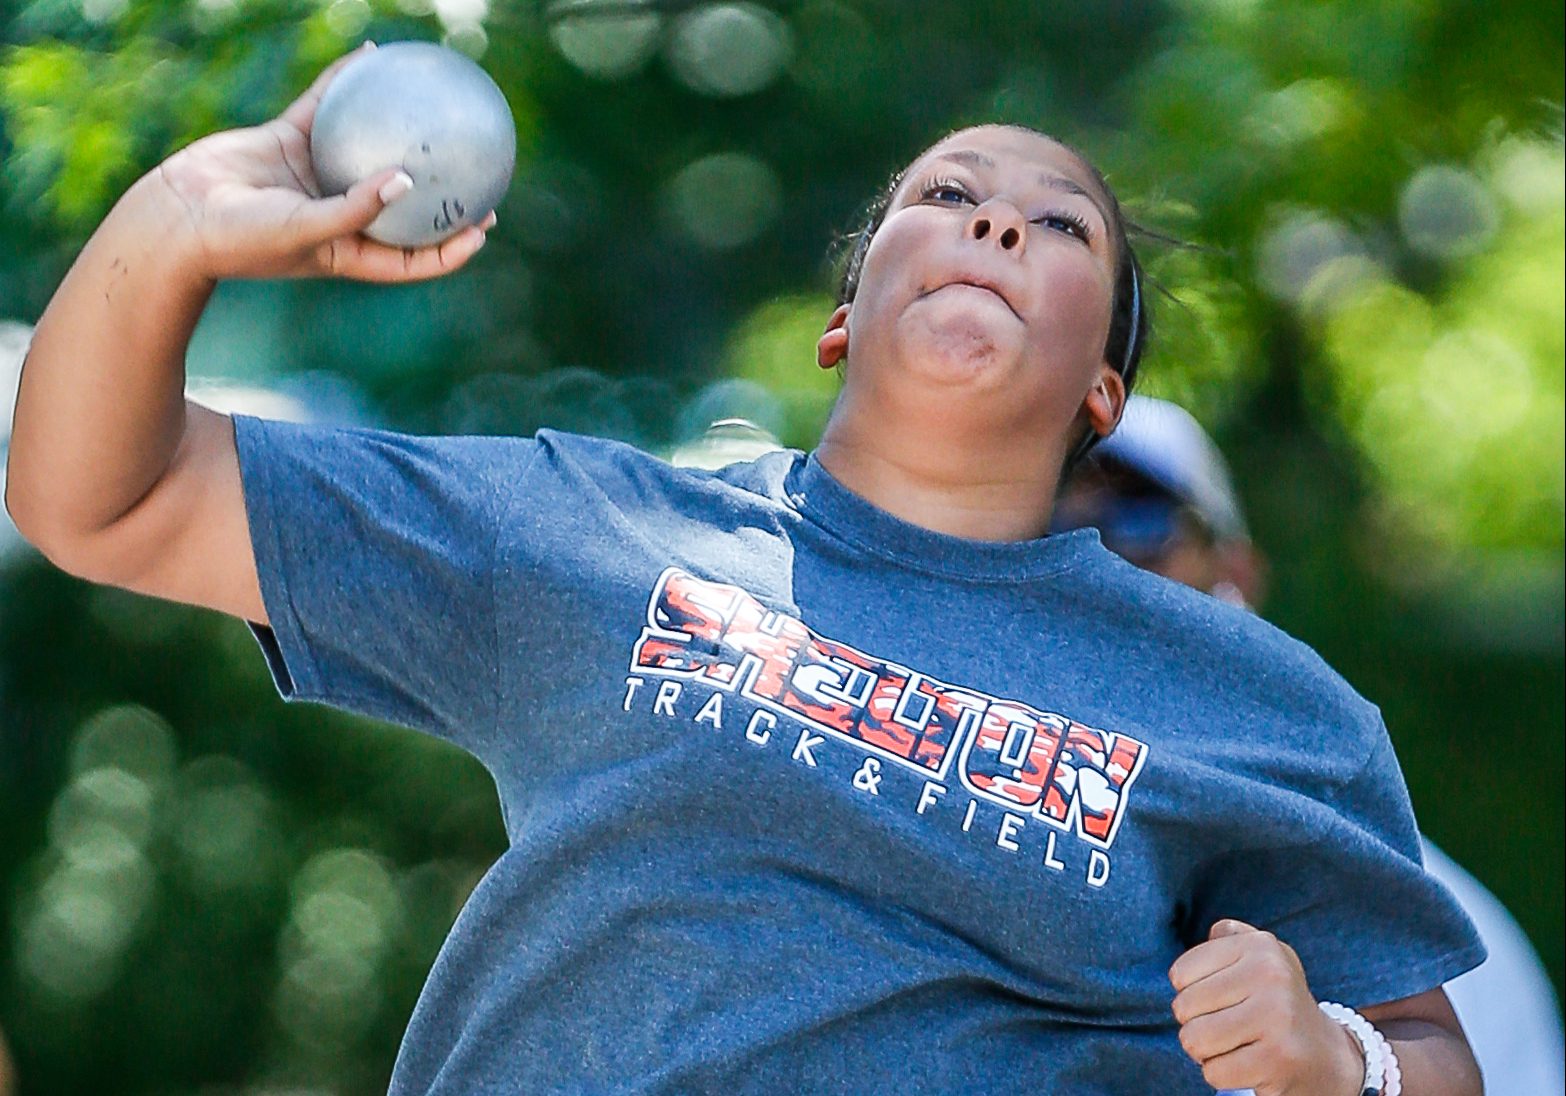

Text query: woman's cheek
(853, 230), (929, 333)
(1032, 261), (1113, 356)
(862, 221), (927, 294)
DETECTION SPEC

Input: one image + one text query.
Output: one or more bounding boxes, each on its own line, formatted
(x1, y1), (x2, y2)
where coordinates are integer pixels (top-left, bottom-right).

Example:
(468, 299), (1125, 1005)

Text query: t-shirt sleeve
(1185, 718), (1486, 1008)
(233, 413), (538, 751)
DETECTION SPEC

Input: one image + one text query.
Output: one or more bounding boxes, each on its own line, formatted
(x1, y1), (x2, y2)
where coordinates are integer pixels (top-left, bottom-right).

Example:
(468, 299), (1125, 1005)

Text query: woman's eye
(1033, 212), (1092, 243)
(923, 180), (971, 205)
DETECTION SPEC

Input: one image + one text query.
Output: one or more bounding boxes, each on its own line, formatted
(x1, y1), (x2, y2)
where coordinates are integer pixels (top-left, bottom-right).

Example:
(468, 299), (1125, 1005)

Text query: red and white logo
(629, 569), (1148, 852)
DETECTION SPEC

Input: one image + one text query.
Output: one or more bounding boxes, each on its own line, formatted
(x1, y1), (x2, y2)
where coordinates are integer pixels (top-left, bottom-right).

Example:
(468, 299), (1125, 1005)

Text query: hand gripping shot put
(310, 41), (515, 248)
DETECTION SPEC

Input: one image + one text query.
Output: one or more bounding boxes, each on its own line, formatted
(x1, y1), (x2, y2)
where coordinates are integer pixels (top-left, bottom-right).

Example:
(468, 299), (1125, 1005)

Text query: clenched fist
(1169, 919), (1365, 1096)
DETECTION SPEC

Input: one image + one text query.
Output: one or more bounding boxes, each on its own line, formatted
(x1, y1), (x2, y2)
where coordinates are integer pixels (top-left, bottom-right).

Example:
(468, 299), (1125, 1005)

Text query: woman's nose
(966, 200), (1026, 253)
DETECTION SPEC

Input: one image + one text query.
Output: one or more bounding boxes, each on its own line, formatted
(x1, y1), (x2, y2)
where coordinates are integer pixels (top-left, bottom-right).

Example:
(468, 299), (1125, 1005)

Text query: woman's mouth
(923, 277), (1021, 320)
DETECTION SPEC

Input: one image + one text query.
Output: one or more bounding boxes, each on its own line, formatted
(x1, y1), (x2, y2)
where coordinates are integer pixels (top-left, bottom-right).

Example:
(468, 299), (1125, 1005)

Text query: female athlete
(7, 46), (1483, 1096)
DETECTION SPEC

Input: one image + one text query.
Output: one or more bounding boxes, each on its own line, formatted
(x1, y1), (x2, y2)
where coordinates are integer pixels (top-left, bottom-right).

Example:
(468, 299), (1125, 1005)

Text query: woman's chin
(897, 314), (1024, 389)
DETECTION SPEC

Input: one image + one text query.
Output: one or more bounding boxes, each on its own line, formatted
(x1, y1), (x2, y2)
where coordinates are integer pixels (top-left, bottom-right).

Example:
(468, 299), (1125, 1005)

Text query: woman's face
(827, 126), (1121, 440)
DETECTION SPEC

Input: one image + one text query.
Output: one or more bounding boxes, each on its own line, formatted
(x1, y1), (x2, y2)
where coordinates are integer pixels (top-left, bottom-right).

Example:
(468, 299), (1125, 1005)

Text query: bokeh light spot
(549, 3), (663, 80)
(273, 950), (381, 1048)
(272, 847), (402, 1048)
(1487, 136), (1565, 216)
(661, 151), (781, 250)
(1296, 253), (1386, 320)
(443, 23), (490, 59)
(323, 0), (371, 39)
(289, 847), (400, 956)
(14, 850), (155, 1004)
(675, 377), (785, 443)
(48, 768), (155, 859)
(294, 890), (387, 959)
(69, 703), (178, 785)
(666, 3), (792, 98)
(434, 0), (487, 27)
(79, 0), (128, 24)
(1399, 165), (1499, 261)
(669, 417), (786, 469)
(1256, 209), (1365, 303)
(1242, 78), (1352, 149)
(169, 755), (284, 897)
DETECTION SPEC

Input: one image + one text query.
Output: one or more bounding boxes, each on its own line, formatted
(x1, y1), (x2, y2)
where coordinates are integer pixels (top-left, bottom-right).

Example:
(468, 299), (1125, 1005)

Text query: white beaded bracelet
(1318, 1001), (1402, 1096)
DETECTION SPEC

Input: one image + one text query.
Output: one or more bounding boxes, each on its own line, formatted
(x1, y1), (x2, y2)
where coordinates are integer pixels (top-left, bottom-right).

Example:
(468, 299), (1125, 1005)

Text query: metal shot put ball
(310, 42), (516, 248)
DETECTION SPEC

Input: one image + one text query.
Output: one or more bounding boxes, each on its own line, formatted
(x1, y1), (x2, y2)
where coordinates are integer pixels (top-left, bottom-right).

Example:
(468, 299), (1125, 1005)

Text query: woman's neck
(815, 412), (1067, 543)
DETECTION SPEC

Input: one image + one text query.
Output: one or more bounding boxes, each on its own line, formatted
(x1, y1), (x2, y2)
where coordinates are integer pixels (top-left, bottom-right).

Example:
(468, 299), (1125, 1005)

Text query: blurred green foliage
(0, 0), (1561, 1092)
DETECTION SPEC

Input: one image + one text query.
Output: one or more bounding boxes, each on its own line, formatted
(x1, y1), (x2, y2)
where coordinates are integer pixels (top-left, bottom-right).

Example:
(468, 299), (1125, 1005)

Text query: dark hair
(833, 125), (1150, 399)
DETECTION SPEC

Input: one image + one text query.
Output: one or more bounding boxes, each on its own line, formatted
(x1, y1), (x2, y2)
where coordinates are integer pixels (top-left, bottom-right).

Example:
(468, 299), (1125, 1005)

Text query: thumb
(1208, 918), (1257, 941)
(293, 167), (413, 245)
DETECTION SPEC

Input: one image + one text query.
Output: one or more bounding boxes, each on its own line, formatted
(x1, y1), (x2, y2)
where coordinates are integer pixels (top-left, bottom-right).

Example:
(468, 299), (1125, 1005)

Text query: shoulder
(233, 413), (539, 483)
(1080, 555), (1383, 757)
(529, 429), (802, 516)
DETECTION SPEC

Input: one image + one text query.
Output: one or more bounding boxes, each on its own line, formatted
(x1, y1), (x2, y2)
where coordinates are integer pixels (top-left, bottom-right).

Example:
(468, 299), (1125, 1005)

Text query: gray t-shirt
(233, 417), (1484, 1095)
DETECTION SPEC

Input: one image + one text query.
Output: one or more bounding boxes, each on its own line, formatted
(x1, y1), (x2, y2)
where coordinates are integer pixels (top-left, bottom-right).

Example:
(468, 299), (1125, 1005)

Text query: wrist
(1333, 1020), (1369, 1096)
(1318, 1001), (1402, 1096)
(115, 165), (216, 289)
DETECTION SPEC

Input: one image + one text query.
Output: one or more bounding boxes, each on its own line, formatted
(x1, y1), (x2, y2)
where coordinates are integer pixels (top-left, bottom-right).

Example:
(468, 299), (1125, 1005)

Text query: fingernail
(379, 172), (414, 204)
(362, 40), (377, 50)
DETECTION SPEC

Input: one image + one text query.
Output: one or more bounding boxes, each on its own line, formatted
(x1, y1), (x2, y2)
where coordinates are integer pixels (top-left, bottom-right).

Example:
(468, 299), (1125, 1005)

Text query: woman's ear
(817, 304), (851, 370)
(1084, 365), (1127, 438)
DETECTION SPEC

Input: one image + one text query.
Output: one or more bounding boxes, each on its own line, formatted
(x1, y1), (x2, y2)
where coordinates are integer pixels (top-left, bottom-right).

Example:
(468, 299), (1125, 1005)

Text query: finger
(1169, 935), (1248, 992)
(480, 210), (498, 230)
(279, 41), (376, 134)
(1171, 961), (1253, 1026)
(1276, 936), (1304, 978)
(289, 167), (411, 247)
(1177, 999), (1259, 1065)
(1208, 918), (1258, 941)
(318, 224), (488, 284)
(1194, 1039), (1271, 1093)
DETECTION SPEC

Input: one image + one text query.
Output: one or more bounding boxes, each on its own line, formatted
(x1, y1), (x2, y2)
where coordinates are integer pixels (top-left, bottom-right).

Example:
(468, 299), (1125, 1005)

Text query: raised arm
(3, 44), (490, 623)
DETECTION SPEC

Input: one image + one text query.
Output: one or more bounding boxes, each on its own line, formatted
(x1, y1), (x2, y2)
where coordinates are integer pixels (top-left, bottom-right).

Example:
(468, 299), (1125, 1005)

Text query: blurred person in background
(1054, 394), (1566, 1095)
(6, 44), (1487, 1094)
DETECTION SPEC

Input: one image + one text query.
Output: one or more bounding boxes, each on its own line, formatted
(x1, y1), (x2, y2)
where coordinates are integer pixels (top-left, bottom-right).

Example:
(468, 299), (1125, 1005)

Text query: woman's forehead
(898, 126), (1102, 203)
